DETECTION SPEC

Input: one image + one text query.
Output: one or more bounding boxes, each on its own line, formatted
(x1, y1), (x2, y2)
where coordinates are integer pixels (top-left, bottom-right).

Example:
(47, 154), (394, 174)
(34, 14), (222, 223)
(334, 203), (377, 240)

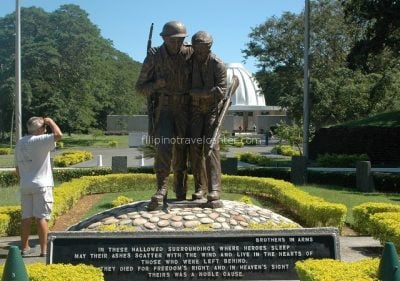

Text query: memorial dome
(226, 63), (267, 111)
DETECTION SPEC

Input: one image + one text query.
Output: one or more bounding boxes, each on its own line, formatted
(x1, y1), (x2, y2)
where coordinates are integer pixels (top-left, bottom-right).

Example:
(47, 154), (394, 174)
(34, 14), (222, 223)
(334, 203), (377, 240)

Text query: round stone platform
(69, 200), (300, 232)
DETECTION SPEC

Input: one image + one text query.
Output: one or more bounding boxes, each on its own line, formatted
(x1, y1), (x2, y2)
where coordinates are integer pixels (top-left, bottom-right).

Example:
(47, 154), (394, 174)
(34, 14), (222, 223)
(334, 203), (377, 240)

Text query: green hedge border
(353, 202), (400, 251)
(296, 258), (379, 281)
(1, 167), (399, 192)
(0, 174), (346, 236)
(0, 263), (104, 281)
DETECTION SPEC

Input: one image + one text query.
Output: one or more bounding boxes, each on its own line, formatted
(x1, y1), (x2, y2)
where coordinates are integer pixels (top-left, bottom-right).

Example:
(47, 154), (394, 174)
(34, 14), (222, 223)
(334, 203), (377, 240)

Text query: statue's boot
(192, 189), (205, 200)
(148, 174), (168, 211)
(207, 188), (223, 208)
(207, 190), (220, 202)
(206, 164), (221, 203)
(174, 171), (187, 201)
(192, 168), (206, 200)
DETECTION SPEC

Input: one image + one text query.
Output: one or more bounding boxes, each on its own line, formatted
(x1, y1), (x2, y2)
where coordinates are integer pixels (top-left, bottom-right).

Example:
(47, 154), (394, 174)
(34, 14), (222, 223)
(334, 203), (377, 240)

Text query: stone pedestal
(291, 156), (307, 185)
(112, 156), (127, 173)
(221, 157), (238, 175)
(356, 161), (374, 192)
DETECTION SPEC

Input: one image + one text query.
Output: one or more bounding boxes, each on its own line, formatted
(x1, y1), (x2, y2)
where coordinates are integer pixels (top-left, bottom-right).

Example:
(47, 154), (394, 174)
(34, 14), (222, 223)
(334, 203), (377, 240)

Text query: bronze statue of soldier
(189, 31), (227, 206)
(135, 21), (192, 210)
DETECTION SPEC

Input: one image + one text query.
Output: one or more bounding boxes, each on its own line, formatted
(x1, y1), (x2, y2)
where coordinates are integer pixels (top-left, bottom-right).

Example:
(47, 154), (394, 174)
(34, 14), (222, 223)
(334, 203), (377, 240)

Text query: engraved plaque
(48, 228), (339, 281)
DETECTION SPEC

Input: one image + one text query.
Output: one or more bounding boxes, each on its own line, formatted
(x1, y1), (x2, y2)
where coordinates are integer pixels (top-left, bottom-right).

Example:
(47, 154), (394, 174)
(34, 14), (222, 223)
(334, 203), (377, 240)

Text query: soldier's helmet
(160, 21), (187, 37)
(191, 31), (213, 45)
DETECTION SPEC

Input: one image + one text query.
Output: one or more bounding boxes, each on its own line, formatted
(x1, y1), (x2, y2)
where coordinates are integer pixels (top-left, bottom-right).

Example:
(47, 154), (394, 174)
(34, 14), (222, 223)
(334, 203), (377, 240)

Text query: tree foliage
(0, 5), (144, 138)
(274, 121), (303, 155)
(342, 0), (400, 71)
(243, 0), (400, 129)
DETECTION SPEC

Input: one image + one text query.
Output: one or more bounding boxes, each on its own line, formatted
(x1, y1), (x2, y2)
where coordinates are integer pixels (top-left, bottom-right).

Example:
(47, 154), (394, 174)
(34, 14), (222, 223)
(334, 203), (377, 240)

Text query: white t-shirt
(15, 134), (56, 192)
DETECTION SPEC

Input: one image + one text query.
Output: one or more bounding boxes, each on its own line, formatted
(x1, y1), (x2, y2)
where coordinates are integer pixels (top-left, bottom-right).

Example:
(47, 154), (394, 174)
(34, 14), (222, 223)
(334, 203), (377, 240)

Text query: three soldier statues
(135, 21), (237, 210)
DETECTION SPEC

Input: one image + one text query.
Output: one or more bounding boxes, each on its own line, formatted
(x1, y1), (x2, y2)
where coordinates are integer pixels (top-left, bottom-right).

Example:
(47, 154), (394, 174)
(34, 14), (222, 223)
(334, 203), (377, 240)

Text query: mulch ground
(50, 194), (103, 231)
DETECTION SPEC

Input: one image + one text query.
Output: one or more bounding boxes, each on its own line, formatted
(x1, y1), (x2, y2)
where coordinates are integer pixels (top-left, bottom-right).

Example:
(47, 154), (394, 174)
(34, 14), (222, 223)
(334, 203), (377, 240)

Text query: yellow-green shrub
(273, 145), (301, 156)
(352, 202), (400, 234)
(111, 195), (134, 207)
(53, 150), (93, 167)
(296, 258), (379, 281)
(0, 148), (12, 155)
(369, 212), (400, 251)
(83, 174), (345, 230)
(222, 176), (347, 230)
(97, 224), (136, 232)
(108, 140), (118, 147)
(248, 221), (300, 230)
(56, 141), (64, 149)
(0, 206), (21, 236)
(0, 263), (104, 281)
(238, 152), (260, 164)
(0, 214), (10, 236)
(238, 195), (254, 205)
(0, 174), (346, 236)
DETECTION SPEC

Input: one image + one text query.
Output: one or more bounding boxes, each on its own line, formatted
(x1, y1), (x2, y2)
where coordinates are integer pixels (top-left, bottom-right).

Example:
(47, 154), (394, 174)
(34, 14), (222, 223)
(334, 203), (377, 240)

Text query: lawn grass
(0, 186), (20, 206)
(296, 184), (400, 225)
(335, 110), (400, 127)
(0, 155), (14, 168)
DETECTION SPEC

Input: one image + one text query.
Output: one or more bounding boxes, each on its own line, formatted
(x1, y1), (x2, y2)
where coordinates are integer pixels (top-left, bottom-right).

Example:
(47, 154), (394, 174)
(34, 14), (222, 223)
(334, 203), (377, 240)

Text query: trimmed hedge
(0, 214), (10, 236)
(272, 145), (301, 156)
(0, 206), (22, 236)
(308, 171), (356, 188)
(222, 176), (346, 230)
(373, 172), (400, 192)
(296, 258), (379, 281)
(239, 168), (400, 193)
(0, 167), (154, 187)
(0, 263), (104, 281)
(369, 212), (400, 252)
(0, 148), (12, 155)
(316, 153), (369, 167)
(0, 174), (347, 236)
(237, 167), (291, 181)
(352, 202), (400, 250)
(0, 172), (18, 187)
(310, 126), (400, 164)
(352, 202), (400, 234)
(1, 166), (399, 192)
(53, 150), (93, 167)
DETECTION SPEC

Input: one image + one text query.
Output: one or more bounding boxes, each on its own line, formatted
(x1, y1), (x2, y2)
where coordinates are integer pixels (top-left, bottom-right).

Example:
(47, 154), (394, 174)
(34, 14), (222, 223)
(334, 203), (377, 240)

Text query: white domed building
(222, 63), (287, 134)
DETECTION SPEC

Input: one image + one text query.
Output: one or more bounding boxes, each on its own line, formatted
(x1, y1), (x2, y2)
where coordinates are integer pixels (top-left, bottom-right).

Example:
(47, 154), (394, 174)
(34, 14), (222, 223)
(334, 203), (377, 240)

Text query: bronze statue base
(204, 200), (223, 208)
(147, 198), (224, 210)
(147, 199), (165, 211)
(166, 198), (207, 209)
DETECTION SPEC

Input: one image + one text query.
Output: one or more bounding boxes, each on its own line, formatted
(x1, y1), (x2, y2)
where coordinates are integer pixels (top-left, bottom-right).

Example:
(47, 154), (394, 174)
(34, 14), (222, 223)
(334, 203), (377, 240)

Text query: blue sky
(0, 1), (304, 73)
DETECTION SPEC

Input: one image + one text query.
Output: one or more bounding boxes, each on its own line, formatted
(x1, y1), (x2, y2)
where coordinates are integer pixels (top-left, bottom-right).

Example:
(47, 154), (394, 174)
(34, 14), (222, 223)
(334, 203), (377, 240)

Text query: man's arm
(44, 117), (62, 141)
(135, 52), (161, 96)
(211, 57), (227, 99)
